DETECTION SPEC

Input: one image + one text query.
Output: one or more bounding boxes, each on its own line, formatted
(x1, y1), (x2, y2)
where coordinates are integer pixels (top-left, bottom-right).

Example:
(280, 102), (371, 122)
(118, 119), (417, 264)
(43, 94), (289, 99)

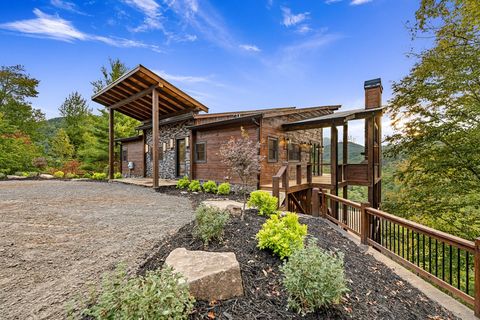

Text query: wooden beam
(152, 88), (160, 188)
(108, 108), (114, 179)
(331, 125), (338, 219)
(108, 85), (156, 110)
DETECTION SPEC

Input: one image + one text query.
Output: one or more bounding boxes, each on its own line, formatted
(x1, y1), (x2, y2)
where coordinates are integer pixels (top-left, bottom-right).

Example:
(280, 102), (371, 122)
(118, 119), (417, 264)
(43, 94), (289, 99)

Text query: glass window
(195, 142), (206, 162)
(288, 143), (301, 161)
(268, 137), (278, 162)
(122, 148), (128, 162)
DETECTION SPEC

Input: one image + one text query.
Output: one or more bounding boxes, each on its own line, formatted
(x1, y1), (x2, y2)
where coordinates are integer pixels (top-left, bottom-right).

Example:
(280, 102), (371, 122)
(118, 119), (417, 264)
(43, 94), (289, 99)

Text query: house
(92, 65), (383, 208)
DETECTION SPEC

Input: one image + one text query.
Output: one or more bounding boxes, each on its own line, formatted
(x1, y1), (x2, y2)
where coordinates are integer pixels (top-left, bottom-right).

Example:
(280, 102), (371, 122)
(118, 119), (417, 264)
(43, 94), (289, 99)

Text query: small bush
(248, 190), (278, 216)
(281, 238), (348, 315)
(194, 205), (230, 245)
(176, 176), (190, 189)
(188, 180), (202, 192)
(256, 212), (307, 260)
(27, 172), (39, 178)
(217, 182), (231, 195)
(82, 265), (195, 320)
(65, 173), (78, 179)
(92, 172), (107, 180)
(53, 171), (65, 179)
(0, 172), (6, 179)
(202, 180), (217, 193)
(83, 173), (92, 179)
(113, 172), (122, 179)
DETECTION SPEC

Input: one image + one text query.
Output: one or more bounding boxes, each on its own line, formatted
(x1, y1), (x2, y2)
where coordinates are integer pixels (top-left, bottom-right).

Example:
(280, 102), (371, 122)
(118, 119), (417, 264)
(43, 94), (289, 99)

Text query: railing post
(273, 176), (280, 209)
(311, 188), (319, 217)
(307, 163), (312, 184)
(475, 237), (480, 317)
(283, 163), (289, 192)
(360, 202), (370, 245)
(321, 189), (327, 218)
(296, 164), (302, 185)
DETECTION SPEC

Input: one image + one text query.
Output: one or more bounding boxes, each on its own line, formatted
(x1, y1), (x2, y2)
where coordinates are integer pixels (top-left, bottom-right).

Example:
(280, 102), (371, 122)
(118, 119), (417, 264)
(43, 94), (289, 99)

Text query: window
(122, 148), (128, 162)
(267, 137), (278, 162)
(195, 142), (206, 162)
(288, 143), (301, 161)
(159, 145), (164, 161)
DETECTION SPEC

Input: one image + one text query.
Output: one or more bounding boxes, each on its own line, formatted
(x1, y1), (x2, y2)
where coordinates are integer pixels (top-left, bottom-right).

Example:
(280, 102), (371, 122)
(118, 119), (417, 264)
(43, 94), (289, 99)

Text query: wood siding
(121, 139), (144, 177)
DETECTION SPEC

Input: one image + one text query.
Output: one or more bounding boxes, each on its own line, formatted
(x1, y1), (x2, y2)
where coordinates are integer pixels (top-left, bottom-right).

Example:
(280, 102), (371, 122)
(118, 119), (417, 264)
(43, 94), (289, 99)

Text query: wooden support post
(273, 176), (280, 209)
(108, 108), (114, 180)
(296, 164), (302, 185)
(343, 123), (348, 183)
(343, 186), (348, 226)
(152, 88), (159, 188)
(282, 162), (289, 192)
(321, 189), (327, 218)
(311, 188), (319, 217)
(307, 163), (312, 184)
(475, 237), (480, 317)
(360, 202), (370, 245)
(331, 125), (338, 218)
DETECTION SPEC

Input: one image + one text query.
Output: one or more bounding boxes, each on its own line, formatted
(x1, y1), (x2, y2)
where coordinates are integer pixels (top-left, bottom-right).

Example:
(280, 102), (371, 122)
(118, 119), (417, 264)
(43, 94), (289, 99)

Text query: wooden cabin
(92, 65), (383, 208)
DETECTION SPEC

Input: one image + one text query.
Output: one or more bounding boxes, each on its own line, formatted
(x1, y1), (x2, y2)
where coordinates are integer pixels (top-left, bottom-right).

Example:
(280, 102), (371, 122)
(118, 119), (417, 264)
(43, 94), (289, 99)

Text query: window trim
(267, 136), (279, 163)
(194, 141), (207, 163)
(122, 147), (128, 162)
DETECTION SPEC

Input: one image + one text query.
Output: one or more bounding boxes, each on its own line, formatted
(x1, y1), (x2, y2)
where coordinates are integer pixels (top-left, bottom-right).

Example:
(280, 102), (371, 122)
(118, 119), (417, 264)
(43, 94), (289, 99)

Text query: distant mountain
(323, 141), (365, 164)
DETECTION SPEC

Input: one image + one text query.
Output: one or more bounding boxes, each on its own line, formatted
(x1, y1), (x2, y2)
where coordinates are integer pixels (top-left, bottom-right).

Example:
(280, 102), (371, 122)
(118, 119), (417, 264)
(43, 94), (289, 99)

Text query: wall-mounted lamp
(169, 138), (174, 149)
(162, 142), (167, 152)
(185, 136), (189, 148)
(144, 144), (149, 154)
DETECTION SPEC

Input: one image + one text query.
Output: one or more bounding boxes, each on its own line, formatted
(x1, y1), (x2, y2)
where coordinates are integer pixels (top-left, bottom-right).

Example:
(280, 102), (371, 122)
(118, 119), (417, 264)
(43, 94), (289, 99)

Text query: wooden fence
(312, 189), (480, 317)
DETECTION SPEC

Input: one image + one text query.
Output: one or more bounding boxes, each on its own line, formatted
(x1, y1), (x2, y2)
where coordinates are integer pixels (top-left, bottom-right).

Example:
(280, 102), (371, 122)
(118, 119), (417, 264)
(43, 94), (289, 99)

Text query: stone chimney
(364, 78), (382, 109)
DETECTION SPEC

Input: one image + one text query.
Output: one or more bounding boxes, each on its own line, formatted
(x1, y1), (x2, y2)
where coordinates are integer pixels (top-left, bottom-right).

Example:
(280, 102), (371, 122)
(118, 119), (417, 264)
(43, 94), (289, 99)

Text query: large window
(195, 142), (206, 162)
(122, 148), (128, 162)
(267, 137), (278, 162)
(288, 143), (301, 161)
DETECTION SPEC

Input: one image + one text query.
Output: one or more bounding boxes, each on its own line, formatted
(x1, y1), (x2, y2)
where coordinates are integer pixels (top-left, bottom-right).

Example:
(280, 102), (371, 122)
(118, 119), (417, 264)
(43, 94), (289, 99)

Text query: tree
(50, 128), (74, 165)
(384, 1), (480, 240)
(219, 127), (263, 219)
(59, 91), (92, 154)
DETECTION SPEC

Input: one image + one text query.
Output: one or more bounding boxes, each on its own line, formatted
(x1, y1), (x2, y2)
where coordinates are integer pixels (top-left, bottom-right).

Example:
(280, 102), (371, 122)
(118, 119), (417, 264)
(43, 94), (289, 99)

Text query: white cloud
(296, 25), (312, 34)
(50, 0), (87, 14)
(281, 7), (309, 27)
(155, 70), (212, 84)
(123, 0), (162, 32)
(239, 44), (261, 52)
(325, 0), (342, 4)
(0, 9), (162, 52)
(350, 0), (372, 5)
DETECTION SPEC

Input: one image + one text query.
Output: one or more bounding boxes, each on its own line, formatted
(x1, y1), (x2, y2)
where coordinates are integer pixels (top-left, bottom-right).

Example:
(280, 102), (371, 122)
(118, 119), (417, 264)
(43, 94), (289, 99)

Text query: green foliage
(0, 172), (5, 179)
(50, 128), (74, 165)
(248, 190), (278, 216)
(65, 173), (78, 179)
(202, 180), (217, 193)
(83, 173), (92, 179)
(256, 212), (308, 260)
(194, 205), (230, 245)
(188, 180), (202, 192)
(217, 182), (231, 195)
(113, 172), (122, 179)
(92, 172), (107, 181)
(281, 239), (348, 315)
(53, 171), (64, 179)
(81, 265), (195, 320)
(176, 176), (190, 189)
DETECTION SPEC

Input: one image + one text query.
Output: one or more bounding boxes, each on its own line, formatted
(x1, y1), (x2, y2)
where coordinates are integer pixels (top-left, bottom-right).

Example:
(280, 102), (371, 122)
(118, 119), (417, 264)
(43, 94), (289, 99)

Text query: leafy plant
(256, 212), (307, 260)
(81, 265), (195, 320)
(248, 190), (278, 216)
(92, 172), (107, 180)
(194, 205), (230, 245)
(0, 172), (5, 179)
(65, 173), (77, 179)
(113, 172), (122, 179)
(281, 238), (348, 315)
(83, 172), (92, 179)
(188, 180), (202, 192)
(176, 176), (190, 189)
(217, 182), (231, 195)
(202, 180), (217, 193)
(53, 171), (64, 179)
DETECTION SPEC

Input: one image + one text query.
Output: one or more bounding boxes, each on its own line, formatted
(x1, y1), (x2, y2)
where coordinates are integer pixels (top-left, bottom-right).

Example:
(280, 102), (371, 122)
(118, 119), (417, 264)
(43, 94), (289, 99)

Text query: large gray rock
(39, 174), (54, 179)
(165, 248), (243, 301)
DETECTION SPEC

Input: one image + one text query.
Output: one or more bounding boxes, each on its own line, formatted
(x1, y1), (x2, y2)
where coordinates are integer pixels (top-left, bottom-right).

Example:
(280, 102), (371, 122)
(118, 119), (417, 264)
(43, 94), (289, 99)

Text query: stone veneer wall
(145, 120), (193, 179)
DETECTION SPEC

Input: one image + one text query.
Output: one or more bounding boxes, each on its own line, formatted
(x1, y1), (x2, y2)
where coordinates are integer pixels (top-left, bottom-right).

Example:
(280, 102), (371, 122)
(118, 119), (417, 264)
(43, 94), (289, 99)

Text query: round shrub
(217, 182), (231, 195)
(83, 265), (195, 320)
(176, 176), (190, 189)
(53, 171), (65, 179)
(113, 172), (122, 179)
(256, 212), (307, 260)
(188, 180), (202, 192)
(202, 180), (217, 193)
(281, 238), (348, 315)
(92, 172), (107, 180)
(248, 190), (278, 216)
(194, 205), (230, 245)
(83, 173), (92, 179)
(0, 172), (6, 180)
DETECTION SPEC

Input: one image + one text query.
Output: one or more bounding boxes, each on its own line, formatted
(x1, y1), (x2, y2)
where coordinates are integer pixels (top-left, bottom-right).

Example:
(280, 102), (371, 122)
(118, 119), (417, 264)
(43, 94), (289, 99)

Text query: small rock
(180, 191), (188, 195)
(39, 174), (54, 179)
(226, 204), (242, 217)
(7, 175), (27, 180)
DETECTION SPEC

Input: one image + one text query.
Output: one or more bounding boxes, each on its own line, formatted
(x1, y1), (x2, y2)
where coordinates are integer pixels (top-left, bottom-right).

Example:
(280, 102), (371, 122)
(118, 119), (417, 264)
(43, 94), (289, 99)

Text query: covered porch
(91, 65), (208, 188)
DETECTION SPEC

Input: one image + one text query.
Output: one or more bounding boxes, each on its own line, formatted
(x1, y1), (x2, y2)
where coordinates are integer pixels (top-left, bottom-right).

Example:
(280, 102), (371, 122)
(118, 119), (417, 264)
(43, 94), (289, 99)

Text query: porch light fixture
(169, 138), (174, 149)
(162, 142), (167, 152)
(185, 137), (189, 147)
(144, 144), (149, 153)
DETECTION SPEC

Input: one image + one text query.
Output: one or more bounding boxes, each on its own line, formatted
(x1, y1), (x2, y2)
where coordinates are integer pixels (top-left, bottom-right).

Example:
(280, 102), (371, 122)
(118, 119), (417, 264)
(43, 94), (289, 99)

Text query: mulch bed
(138, 209), (459, 320)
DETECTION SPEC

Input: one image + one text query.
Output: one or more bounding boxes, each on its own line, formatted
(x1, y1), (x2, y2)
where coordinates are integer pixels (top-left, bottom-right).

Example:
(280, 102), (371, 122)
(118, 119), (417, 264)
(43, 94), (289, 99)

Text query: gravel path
(0, 180), (194, 320)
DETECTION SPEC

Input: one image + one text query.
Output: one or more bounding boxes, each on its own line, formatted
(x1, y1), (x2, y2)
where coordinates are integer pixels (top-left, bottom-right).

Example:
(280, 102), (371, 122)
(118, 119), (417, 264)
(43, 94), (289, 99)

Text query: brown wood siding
(121, 139), (145, 177)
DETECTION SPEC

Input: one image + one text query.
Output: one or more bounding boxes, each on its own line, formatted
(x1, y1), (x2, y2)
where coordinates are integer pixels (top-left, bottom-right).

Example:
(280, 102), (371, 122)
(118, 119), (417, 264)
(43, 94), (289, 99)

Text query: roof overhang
(282, 107), (384, 131)
(114, 135), (143, 143)
(91, 65), (208, 121)
(187, 113), (263, 131)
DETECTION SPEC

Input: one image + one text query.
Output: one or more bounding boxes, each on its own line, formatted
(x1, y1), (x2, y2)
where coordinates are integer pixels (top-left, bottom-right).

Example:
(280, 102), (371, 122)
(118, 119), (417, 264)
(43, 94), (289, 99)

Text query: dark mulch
(138, 210), (459, 320)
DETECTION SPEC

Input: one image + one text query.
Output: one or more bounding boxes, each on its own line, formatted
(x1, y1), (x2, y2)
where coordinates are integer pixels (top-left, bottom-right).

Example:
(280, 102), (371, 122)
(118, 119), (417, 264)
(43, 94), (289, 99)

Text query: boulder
(165, 248), (243, 301)
(39, 174), (54, 179)
(7, 175), (27, 180)
(226, 204), (242, 217)
(201, 200), (244, 217)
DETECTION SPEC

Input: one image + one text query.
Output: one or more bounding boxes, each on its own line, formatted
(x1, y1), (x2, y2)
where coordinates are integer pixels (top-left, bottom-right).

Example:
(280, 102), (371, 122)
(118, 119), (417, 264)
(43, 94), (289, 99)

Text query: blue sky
(0, 0), (421, 142)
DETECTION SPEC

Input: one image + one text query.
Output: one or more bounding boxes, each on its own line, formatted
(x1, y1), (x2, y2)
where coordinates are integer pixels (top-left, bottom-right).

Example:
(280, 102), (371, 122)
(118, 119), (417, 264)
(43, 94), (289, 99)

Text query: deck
(260, 174), (332, 191)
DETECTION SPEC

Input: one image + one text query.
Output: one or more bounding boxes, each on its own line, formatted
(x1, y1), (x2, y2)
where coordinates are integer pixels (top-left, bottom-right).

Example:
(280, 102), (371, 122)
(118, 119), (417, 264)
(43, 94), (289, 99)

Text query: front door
(176, 138), (186, 177)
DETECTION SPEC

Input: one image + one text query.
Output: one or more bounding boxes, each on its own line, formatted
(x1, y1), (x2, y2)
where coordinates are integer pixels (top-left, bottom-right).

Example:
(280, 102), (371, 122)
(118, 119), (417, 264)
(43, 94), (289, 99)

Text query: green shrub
(27, 172), (39, 178)
(53, 171), (65, 179)
(188, 180), (202, 192)
(83, 173), (92, 179)
(176, 176), (190, 189)
(65, 173), (78, 179)
(248, 190), (278, 216)
(202, 180), (217, 193)
(217, 182), (231, 195)
(0, 172), (5, 179)
(113, 172), (122, 179)
(194, 205), (230, 245)
(92, 172), (107, 180)
(256, 212), (307, 260)
(281, 238), (348, 315)
(82, 265), (195, 320)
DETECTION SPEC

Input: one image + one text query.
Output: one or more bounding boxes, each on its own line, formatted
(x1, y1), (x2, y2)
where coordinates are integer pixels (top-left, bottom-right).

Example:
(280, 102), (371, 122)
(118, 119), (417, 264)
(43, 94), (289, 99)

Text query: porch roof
(91, 65), (208, 121)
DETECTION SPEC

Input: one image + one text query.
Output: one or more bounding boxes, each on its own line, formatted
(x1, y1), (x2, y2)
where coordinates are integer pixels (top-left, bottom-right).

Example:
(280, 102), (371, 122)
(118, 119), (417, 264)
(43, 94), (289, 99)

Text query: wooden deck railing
(314, 189), (480, 317)
(272, 162), (313, 210)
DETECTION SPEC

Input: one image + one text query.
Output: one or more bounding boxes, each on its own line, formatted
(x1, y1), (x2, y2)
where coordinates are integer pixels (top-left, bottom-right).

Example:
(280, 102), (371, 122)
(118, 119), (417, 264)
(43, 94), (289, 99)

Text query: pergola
(92, 65), (208, 187)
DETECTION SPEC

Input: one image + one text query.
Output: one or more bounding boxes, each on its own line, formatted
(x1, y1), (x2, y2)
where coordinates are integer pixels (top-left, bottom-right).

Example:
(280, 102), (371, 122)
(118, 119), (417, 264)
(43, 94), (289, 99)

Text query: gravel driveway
(0, 180), (193, 320)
